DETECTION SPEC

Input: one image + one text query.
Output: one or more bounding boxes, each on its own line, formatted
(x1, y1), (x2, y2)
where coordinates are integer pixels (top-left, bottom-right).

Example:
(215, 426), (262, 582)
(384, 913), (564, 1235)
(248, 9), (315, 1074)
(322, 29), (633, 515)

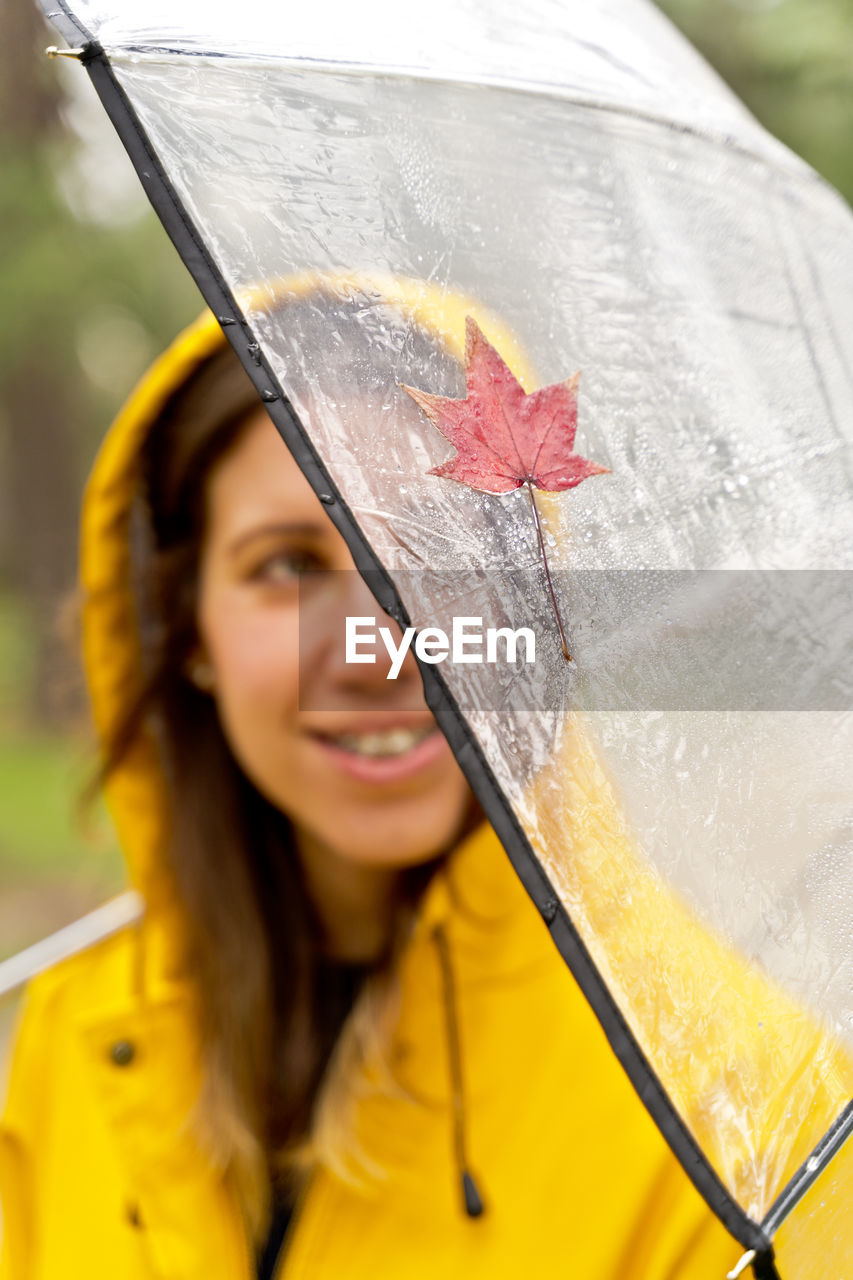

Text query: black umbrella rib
(761, 1096), (853, 1238)
(50, 24), (786, 1265)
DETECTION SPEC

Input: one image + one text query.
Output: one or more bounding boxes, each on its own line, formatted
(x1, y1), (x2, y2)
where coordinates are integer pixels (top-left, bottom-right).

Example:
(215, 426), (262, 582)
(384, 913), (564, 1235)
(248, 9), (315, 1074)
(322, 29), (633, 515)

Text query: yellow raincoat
(0, 299), (756, 1279)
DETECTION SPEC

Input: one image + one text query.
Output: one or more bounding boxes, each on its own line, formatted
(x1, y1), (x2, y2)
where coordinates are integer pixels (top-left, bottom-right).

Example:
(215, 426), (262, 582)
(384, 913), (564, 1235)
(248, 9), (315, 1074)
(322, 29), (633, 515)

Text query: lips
(307, 722), (448, 784)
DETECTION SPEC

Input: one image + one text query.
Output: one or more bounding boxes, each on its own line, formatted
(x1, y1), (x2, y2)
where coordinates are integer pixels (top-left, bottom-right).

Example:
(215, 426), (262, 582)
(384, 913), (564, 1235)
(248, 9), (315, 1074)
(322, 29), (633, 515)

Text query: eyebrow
(227, 521), (328, 555)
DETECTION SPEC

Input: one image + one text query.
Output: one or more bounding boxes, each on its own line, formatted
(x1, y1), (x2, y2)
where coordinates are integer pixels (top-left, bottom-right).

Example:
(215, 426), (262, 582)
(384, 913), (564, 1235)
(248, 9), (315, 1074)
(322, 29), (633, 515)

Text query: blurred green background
(0, 0), (852, 992)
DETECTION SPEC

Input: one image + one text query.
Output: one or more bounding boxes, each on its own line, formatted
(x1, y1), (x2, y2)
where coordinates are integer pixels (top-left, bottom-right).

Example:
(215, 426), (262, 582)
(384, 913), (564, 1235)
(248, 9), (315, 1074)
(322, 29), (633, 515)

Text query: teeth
(334, 727), (433, 758)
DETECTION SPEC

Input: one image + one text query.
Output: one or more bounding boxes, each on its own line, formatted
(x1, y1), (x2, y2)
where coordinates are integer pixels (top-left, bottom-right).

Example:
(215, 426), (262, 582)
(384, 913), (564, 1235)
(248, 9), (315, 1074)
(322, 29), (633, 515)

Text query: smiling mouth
(325, 726), (436, 758)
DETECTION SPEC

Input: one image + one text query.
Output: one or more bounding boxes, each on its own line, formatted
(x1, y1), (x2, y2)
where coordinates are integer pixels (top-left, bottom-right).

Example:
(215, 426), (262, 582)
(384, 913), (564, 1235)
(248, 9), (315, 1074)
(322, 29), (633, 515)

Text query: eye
(251, 548), (327, 584)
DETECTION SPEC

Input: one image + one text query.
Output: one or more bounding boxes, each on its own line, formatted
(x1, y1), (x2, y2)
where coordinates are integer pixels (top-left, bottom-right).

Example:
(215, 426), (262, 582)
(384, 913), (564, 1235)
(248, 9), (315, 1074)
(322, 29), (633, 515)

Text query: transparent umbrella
(40, 1), (853, 1275)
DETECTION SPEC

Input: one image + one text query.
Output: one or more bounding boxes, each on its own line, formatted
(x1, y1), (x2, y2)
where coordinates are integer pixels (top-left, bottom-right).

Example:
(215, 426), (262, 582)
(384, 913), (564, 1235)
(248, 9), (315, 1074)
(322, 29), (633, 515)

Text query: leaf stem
(525, 481), (571, 663)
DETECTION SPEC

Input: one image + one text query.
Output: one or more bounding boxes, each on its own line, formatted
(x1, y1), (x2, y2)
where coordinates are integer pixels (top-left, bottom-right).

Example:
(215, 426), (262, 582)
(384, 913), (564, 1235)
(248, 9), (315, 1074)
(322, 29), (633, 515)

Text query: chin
(310, 794), (473, 870)
(322, 824), (462, 870)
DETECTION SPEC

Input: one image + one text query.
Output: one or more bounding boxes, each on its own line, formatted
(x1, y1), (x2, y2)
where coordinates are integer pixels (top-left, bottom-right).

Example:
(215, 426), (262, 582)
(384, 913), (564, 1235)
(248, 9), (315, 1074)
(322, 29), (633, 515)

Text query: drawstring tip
(729, 1245), (782, 1280)
(462, 1170), (485, 1218)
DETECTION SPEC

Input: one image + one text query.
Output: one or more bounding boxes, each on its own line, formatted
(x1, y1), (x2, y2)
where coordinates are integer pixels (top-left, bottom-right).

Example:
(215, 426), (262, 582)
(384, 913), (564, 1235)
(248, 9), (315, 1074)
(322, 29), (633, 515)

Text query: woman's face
(196, 409), (472, 872)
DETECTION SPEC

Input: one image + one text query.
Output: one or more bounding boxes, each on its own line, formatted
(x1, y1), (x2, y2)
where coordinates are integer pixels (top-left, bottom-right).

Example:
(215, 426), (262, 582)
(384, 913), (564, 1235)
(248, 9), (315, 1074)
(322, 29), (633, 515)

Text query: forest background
(1, 0), (852, 1017)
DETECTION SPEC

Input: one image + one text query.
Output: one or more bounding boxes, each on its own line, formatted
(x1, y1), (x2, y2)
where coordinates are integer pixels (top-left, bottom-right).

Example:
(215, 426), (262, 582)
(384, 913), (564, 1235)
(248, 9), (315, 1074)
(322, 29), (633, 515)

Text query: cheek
(201, 591), (301, 725)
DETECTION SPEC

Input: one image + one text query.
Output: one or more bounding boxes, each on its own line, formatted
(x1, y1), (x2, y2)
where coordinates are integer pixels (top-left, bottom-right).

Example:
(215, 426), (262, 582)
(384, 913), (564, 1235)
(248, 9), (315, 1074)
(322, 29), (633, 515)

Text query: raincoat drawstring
(727, 1241), (783, 1279)
(751, 1246), (782, 1280)
(432, 923), (486, 1219)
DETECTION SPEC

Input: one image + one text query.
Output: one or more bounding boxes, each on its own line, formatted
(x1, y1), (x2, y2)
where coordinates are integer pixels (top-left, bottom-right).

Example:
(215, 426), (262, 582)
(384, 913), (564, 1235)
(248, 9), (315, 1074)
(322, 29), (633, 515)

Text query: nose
(297, 567), (422, 710)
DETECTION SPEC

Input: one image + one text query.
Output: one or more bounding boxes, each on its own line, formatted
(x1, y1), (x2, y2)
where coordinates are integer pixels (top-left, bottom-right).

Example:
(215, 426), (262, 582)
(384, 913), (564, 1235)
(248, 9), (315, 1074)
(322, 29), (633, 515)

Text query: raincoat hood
(80, 305), (220, 920)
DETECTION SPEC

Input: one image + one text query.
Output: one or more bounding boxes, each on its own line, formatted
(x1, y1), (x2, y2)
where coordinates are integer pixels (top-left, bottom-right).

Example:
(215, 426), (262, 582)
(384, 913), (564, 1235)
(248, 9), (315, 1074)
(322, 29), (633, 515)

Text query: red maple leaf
(401, 315), (608, 494)
(402, 316), (609, 661)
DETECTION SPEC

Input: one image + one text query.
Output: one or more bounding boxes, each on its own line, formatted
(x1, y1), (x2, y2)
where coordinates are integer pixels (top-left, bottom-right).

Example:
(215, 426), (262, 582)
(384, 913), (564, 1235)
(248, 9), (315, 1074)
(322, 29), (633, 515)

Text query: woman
(0, 284), (739, 1278)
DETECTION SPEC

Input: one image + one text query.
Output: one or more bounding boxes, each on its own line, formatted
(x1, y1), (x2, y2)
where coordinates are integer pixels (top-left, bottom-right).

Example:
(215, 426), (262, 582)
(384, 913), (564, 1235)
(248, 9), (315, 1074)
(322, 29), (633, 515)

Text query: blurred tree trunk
(0, 0), (82, 725)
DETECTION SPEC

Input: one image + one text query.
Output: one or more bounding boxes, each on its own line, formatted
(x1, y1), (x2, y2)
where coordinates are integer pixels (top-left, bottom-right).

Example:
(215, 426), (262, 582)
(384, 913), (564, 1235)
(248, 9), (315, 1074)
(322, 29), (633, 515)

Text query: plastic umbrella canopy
(42, 0), (853, 1274)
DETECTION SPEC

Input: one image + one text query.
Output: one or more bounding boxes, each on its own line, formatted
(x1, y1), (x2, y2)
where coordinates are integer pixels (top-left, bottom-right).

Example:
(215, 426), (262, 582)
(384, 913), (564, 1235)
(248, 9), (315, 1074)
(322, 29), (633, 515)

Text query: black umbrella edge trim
(62, 32), (777, 1259)
(39, 0), (95, 47)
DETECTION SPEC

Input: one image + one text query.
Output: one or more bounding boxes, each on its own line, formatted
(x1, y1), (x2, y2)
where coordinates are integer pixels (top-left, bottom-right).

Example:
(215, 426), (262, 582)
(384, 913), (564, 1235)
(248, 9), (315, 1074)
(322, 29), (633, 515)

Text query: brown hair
(101, 297), (467, 1234)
